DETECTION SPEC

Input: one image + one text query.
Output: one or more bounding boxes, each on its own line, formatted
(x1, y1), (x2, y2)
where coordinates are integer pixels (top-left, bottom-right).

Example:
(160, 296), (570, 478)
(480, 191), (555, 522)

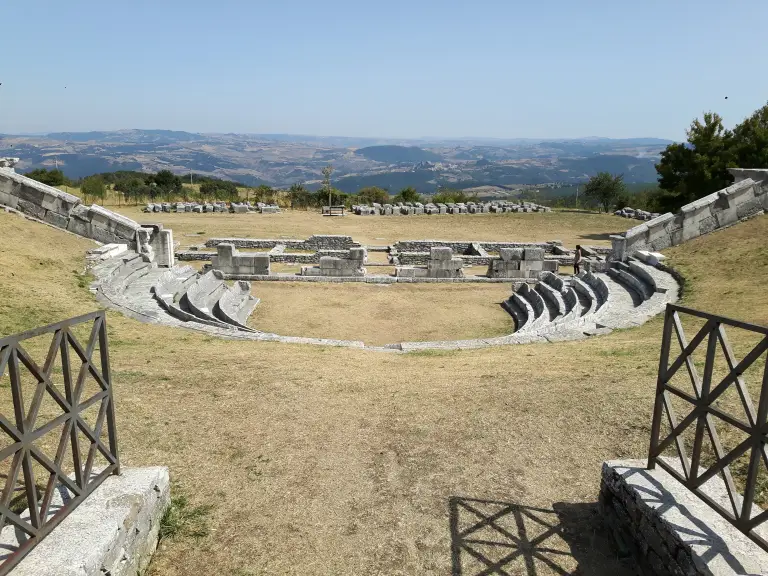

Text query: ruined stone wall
(205, 235), (356, 251)
(611, 169), (768, 261)
(0, 168), (174, 265)
(393, 240), (552, 253)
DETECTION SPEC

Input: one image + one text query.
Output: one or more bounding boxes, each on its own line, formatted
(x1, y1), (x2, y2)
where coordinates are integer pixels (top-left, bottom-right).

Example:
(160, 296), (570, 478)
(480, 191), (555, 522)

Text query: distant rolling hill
(355, 145), (443, 164)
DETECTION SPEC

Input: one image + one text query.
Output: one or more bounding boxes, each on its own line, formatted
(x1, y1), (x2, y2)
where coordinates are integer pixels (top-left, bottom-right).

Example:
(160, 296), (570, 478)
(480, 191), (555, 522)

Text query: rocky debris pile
(143, 201), (280, 214)
(352, 200), (551, 216)
(614, 206), (661, 221)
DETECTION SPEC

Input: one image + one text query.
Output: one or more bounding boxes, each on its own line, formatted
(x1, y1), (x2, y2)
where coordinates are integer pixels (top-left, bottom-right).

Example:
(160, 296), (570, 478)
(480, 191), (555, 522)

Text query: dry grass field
(0, 209), (767, 575)
(249, 283), (514, 345)
(116, 206), (627, 248)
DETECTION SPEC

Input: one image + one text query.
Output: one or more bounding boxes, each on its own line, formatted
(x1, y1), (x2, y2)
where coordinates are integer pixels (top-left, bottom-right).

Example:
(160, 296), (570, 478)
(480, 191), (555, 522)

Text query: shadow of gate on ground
(449, 496), (637, 575)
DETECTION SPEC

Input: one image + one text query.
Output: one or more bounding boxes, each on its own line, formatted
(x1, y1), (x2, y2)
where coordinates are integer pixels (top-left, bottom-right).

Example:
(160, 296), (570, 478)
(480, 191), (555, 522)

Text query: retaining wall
(0, 168), (173, 266)
(611, 169), (768, 261)
(600, 459), (768, 575)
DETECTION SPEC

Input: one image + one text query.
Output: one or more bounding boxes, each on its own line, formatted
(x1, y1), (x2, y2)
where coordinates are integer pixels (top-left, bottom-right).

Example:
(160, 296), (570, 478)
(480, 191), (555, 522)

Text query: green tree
(199, 179), (238, 201)
(393, 186), (421, 203)
(255, 184), (274, 203)
(655, 112), (734, 212)
(582, 172), (626, 212)
(289, 183), (310, 209)
(731, 102), (768, 169)
(153, 169), (183, 199)
(81, 175), (106, 204)
(356, 186), (390, 205)
(24, 168), (69, 187)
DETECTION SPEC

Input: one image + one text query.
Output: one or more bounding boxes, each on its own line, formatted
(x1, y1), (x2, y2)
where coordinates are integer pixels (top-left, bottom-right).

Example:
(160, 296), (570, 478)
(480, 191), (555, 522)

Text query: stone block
(5, 467), (170, 576)
(601, 459), (768, 576)
(349, 247), (367, 261)
(524, 247), (545, 261)
(520, 260), (543, 272)
(500, 248), (523, 261)
(41, 209), (70, 229)
(0, 189), (19, 209)
(88, 205), (141, 240)
(431, 246), (453, 261)
(16, 198), (47, 220)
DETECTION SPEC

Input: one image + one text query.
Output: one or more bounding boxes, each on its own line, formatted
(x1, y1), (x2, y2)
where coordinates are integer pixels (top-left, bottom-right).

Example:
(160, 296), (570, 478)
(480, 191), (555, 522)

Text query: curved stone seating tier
(90, 248), (679, 351)
(571, 277), (599, 317)
(181, 271), (225, 322)
(214, 281), (259, 331)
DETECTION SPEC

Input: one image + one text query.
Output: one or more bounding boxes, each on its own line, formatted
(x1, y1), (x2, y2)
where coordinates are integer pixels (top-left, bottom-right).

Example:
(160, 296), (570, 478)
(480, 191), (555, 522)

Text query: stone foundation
(600, 459), (768, 576)
(301, 247), (367, 277)
(2, 467), (170, 576)
(211, 243), (270, 275)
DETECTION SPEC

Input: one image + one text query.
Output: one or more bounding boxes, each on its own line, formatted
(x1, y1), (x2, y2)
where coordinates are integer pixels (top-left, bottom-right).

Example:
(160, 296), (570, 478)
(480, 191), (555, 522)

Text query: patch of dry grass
(249, 282), (514, 345)
(0, 210), (766, 575)
(117, 206), (626, 248)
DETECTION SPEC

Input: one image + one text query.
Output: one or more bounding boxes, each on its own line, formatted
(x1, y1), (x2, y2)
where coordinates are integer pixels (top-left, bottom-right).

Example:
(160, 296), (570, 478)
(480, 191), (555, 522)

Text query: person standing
(574, 245), (583, 275)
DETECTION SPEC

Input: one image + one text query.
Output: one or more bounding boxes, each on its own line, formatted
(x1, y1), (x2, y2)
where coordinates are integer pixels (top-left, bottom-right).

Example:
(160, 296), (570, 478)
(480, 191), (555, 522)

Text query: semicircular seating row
(500, 261), (677, 343)
(90, 250), (678, 349)
(92, 251), (260, 334)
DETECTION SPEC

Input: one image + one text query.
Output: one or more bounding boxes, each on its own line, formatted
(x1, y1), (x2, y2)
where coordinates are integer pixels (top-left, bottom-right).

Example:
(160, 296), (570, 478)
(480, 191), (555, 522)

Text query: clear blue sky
(2, 0), (766, 140)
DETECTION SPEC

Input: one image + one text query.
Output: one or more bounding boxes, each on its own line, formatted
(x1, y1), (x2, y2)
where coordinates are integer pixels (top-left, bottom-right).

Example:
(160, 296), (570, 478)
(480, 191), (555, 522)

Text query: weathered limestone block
(524, 247), (545, 261)
(600, 460), (768, 576)
(431, 246), (453, 261)
(211, 243), (270, 276)
(499, 248), (523, 261)
(4, 467), (170, 576)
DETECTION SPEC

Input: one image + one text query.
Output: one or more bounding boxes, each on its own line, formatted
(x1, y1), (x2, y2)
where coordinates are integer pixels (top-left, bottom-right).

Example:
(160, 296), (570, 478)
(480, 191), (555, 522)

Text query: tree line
(22, 166), (475, 209)
(580, 101), (768, 214)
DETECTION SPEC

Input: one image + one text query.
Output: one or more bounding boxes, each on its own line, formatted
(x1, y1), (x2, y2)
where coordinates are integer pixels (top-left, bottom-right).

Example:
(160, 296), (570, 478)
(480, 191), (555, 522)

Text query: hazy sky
(1, 0), (766, 140)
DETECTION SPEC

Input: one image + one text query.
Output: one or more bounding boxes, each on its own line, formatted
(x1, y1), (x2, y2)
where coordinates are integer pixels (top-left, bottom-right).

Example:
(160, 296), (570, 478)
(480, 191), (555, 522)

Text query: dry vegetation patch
(0, 210), (766, 574)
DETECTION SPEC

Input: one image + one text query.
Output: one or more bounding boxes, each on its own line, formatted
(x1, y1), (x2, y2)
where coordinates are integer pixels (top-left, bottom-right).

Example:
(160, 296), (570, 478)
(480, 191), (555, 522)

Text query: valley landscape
(0, 130), (670, 193)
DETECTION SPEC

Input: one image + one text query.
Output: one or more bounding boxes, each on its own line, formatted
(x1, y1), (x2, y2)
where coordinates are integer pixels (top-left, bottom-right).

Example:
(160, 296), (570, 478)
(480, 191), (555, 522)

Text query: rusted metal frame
(0, 311), (104, 349)
(685, 323), (741, 518)
(718, 326), (768, 472)
(0, 311), (119, 575)
(665, 385), (752, 434)
(38, 418), (75, 522)
(689, 327), (717, 483)
(649, 306), (768, 552)
(22, 330), (62, 433)
(60, 327), (84, 489)
(98, 314), (119, 474)
(739, 352), (768, 528)
(655, 457), (768, 552)
(707, 337), (768, 406)
(667, 304), (768, 335)
(648, 306), (676, 470)
(663, 318), (716, 385)
(0, 451), (26, 534)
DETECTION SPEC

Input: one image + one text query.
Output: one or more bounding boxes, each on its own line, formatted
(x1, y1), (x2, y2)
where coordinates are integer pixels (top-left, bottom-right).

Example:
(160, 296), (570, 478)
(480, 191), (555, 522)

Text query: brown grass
(249, 282), (514, 345)
(117, 206), (626, 248)
(0, 209), (766, 575)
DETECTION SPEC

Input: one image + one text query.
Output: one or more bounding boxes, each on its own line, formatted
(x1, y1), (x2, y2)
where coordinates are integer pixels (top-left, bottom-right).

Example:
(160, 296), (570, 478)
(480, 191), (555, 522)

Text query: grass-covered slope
(0, 210), (766, 575)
